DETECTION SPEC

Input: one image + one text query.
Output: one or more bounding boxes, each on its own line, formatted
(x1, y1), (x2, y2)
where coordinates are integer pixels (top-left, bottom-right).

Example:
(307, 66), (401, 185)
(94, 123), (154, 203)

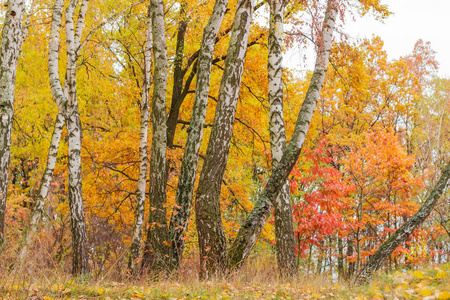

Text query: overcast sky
(289, 0), (450, 78)
(346, 0), (449, 77)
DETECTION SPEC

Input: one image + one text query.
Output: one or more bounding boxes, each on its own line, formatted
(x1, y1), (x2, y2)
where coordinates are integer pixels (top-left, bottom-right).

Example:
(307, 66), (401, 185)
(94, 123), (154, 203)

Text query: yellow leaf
(437, 270), (448, 279)
(439, 291), (450, 300)
(43, 297), (53, 300)
(51, 284), (58, 292)
(413, 270), (424, 279)
(312, 293), (321, 298)
(420, 289), (433, 296)
(98, 287), (105, 295)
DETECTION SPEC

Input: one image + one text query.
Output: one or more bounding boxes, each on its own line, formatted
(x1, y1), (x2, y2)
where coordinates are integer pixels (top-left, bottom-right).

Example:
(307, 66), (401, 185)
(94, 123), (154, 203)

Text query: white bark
(48, 0), (90, 275)
(228, 0), (338, 268)
(194, 0), (254, 279)
(168, 0), (229, 270)
(268, 0), (297, 277)
(17, 0), (90, 267)
(129, 5), (152, 275)
(0, 0), (25, 247)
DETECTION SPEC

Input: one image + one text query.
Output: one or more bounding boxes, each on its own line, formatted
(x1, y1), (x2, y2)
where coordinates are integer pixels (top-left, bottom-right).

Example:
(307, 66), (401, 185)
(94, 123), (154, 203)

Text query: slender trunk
(16, 111), (64, 269)
(194, 0), (254, 279)
(227, 0), (338, 269)
(0, 0), (25, 248)
(65, 0), (90, 276)
(356, 161), (450, 284)
(337, 236), (344, 279)
(17, 0), (89, 269)
(128, 5), (152, 275)
(268, 0), (296, 278)
(166, 0), (187, 148)
(168, 0), (229, 270)
(49, 0), (90, 275)
(142, 0), (170, 272)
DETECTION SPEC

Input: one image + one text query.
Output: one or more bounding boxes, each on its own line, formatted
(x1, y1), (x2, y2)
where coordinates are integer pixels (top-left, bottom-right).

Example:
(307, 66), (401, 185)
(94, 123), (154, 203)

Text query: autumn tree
(0, 0), (25, 248)
(48, 0), (90, 275)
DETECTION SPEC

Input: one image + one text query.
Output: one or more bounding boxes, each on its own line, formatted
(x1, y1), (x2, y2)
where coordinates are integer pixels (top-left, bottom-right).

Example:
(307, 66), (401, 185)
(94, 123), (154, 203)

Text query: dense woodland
(0, 0), (449, 287)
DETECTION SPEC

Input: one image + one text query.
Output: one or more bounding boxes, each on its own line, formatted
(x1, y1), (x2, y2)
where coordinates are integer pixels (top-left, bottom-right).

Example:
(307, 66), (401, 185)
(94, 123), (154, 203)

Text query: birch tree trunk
(128, 5), (152, 275)
(356, 161), (450, 284)
(267, 0), (297, 278)
(16, 111), (64, 269)
(49, 0), (90, 275)
(168, 0), (229, 271)
(142, 0), (170, 272)
(17, 0), (89, 270)
(0, 0), (25, 248)
(195, 0), (254, 279)
(228, 0), (338, 269)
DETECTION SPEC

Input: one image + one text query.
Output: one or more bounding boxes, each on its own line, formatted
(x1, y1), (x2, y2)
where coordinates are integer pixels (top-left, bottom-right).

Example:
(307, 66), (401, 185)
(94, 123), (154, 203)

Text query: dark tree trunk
(356, 161), (450, 284)
(227, 0), (338, 269)
(195, 0), (254, 279)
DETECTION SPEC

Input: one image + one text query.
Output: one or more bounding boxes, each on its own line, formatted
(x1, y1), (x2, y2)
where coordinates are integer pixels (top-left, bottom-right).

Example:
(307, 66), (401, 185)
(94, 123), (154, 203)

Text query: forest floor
(1, 263), (450, 299)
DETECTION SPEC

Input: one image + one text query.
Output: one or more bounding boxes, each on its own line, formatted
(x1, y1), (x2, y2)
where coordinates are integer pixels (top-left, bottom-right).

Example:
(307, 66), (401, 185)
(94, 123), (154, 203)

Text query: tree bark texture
(142, 0), (170, 272)
(168, 0), (229, 271)
(129, 5), (152, 275)
(49, 0), (90, 276)
(166, 0), (187, 148)
(268, 0), (297, 278)
(356, 161), (450, 284)
(16, 111), (64, 269)
(227, 0), (338, 269)
(195, 0), (254, 279)
(0, 0), (25, 248)
(17, 0), (89, 270)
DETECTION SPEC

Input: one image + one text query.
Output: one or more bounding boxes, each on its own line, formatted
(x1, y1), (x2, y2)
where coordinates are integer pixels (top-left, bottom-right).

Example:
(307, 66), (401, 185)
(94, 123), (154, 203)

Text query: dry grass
(0, 247), (343, 299)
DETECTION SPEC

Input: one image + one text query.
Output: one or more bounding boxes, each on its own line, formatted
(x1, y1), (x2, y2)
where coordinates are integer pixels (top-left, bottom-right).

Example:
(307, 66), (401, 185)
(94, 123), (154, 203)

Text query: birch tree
(0, 0), (25, 248)
(267, 0), (297, 277)
(128, 5), (152, 275)
(228, 0), (339, 269)
(16, 0), (89, 270)
(142, 0), (170, 272)
(48, 0), (90, 275)
(356, 161), (450, 283)
(195, 0), (254, 279)
(168, 0), (229, 270)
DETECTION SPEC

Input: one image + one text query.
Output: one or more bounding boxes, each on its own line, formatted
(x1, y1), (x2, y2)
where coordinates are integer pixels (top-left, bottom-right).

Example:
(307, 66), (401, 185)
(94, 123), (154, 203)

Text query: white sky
(288, 0), (450, 78)
(345, 0), (450, 77)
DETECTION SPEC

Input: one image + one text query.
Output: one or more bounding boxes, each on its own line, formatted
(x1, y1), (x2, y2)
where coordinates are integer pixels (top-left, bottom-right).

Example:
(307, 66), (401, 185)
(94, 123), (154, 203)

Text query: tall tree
(142, 0), (170, 272)
(356, 161), (450, 283)
(48, 0), (90, 275)
(168, 0), (229, 270)
(128, 4), (152, 275)
(195, 0), (255, 279)
(16, 0), (90, 270)
(267, 0), (297, 277)
(0, 0), (25, 248)
(228, 0), (338, 269)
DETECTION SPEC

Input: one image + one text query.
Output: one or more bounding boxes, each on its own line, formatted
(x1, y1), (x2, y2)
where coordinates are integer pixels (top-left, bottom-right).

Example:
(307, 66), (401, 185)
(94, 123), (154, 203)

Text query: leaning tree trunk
(168, 0), (229, 271)
(195, 0), (254, 279)
(128, 5), (152, 275)
(48, 0), (90, 275)
(0, 0), (25, 248)
(166, 0), (187, 149)
(356, 161), (450, 284)
(268, 0), (297, 278)
(142, 0), (170, 272)
(17, 0), (89, 269)
(228, 0), (338, 269)
(16, 111), (64, 269)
